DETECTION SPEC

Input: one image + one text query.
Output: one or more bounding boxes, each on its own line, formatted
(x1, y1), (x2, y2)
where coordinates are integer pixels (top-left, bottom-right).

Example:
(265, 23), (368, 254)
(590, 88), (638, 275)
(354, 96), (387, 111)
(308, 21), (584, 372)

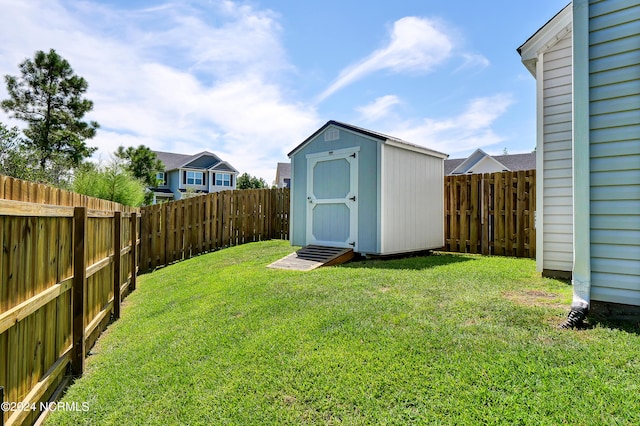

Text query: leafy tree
(115, 145), (164, 187)
(1, 49), (98, 182)
(237, 172), (267, 189)
(0, 121), (71, 184)
(72, 159), (146, 207)
(0, 122), (30, 179)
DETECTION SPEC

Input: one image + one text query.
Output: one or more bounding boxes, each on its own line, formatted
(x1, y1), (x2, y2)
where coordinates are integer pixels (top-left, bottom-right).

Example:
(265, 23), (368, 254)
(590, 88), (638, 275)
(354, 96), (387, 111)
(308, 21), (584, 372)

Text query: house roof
(153, 150), (237, 173)
(445, 149), (536, 175)
(154, 151), (194, 171)
(444, 158), (465, 175)
(153, 188), (174, 194)
(288, 120), (448, 159)
(492, 152), (537, 171)
(449, 149), (508, 174)
(517, 3), (572, 76)
(276, 162), (291, 179)
(210, 161), (239, 173)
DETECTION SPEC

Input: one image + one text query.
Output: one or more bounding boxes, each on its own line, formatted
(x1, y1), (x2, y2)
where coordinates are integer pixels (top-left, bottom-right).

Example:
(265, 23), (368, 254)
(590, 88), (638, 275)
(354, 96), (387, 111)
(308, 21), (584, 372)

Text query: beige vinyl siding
(588, 0), (640, 306)
(542, 32), (574, 271)
(380, 143), (444, 254)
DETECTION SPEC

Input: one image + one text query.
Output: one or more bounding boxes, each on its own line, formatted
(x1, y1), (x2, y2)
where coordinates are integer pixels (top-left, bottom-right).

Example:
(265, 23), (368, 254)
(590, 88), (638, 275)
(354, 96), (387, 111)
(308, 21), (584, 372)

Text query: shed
(287, 120), (448, 256)
(519, 0), (640, 320)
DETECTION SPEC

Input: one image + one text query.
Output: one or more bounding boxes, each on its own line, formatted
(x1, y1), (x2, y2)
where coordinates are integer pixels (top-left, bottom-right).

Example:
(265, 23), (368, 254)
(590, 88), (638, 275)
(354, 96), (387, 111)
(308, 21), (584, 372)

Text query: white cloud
(356, 95), (401, 122)
(0, 0), (319, 182)
(317, 17), (454, 102)
(455, 53), (490, 73)
(389, 93), (514, 156)
(0, 2), (512, 183)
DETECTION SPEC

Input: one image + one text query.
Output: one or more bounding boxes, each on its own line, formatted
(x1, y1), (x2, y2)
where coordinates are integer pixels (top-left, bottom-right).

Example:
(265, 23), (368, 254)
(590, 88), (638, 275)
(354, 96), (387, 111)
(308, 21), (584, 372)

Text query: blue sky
(0, 0), (569, 182)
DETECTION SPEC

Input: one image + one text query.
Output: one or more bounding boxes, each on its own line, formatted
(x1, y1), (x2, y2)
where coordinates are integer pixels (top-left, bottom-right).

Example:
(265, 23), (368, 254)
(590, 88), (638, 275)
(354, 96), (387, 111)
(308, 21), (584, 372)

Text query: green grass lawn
(46, 240), (640, 425)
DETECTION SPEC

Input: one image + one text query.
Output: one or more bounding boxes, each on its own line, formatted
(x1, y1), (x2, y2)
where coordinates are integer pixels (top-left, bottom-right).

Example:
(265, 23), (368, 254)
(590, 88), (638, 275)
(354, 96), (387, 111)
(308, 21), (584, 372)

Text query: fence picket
(137, 189), (291, 272)
(0, 174), (139, 426)
(443, 170), (536, 258)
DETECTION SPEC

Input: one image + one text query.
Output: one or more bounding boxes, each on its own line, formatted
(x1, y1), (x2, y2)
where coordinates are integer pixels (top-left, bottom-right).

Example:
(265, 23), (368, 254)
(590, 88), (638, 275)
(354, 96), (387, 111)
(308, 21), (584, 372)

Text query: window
(186, 171), (204, 185)
(156, 172), (166, 186)
(284, 178), (290, 188)
(216, 173), (231, 187)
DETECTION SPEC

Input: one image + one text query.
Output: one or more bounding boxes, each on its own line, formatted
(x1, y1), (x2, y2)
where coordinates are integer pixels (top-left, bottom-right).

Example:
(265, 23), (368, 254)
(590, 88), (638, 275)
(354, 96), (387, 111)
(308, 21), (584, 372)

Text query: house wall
(587, 0), (640, 305)
(469, 156), (506, 174)
(541, 31), (574, 273)
(380, 143), (444, 254)
(179, 168), (209, 193)
(290, 126), (380, 253)
(209, 172), (236, 192)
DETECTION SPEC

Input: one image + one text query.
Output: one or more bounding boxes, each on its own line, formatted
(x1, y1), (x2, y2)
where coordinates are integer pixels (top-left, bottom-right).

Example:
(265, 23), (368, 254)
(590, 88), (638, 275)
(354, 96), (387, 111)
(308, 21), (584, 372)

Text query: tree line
(0, 49), (266, 206)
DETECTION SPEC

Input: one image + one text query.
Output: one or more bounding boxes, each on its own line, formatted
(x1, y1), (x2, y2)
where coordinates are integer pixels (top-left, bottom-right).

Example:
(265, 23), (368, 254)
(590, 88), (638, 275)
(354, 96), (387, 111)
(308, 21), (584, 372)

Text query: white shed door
(306, 148), (359, 249)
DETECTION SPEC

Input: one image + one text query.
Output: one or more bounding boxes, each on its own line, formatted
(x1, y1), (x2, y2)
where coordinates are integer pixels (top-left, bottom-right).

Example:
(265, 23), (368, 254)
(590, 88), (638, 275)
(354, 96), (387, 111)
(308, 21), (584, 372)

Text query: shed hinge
(349, 241), (355, 246)
(349, 195), (356, 201)
(350, 152), (356, 158)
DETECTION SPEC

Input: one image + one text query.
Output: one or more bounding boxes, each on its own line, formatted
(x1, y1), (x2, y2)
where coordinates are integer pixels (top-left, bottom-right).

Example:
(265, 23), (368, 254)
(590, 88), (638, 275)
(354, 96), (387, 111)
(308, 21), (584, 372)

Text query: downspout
(561, 0), (591, 329)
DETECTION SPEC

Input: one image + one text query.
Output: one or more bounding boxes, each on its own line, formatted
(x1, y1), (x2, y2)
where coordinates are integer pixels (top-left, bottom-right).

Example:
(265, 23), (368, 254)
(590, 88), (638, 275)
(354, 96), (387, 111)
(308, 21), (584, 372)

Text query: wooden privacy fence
(139, 188), (290, 272)
(0, 175), (139, 426)
(444, 170), (536, 258)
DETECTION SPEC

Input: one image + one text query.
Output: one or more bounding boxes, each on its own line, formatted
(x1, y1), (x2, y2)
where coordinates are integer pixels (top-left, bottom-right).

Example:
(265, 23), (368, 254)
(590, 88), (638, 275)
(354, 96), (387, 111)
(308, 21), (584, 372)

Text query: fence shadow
(340, 251), (475, 271)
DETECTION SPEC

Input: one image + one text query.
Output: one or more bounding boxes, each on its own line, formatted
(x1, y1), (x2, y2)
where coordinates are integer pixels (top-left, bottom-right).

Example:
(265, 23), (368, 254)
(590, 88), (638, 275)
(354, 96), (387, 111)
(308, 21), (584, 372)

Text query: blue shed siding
(588, 0), (640, 305)
(290, 126), (380, 253)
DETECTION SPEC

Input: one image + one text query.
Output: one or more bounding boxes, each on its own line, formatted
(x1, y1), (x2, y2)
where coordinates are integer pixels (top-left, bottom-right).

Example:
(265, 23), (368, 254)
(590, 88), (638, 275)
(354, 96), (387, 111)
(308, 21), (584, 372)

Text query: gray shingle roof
(153, 151), (196, 171)
(153, 150), (234, 172)
(276, 162), (291, 178)
(445, 152), (535, 175)
(492, 152), (536, 171)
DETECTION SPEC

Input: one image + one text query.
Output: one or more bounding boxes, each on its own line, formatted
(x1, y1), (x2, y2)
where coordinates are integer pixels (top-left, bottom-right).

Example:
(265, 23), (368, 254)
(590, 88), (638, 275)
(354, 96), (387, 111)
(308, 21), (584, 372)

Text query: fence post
(1, 386), (4, 426)
(139, 207), (149, 273)
(72, 206), (87, 375)
(113, 211), (122, 320)
(131, 212), (138, 291)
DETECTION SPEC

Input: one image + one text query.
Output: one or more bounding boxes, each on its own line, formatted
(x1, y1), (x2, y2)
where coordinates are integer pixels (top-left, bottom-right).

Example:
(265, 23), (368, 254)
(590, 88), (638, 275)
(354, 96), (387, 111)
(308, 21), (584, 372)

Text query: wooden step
(267, 245), (354, 271)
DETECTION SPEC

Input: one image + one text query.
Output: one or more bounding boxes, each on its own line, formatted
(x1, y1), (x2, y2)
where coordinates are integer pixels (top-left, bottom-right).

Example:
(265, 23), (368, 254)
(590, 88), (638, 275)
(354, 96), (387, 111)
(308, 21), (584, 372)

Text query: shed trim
(305, 146), (361, 159)
(288, 120), (447, 160)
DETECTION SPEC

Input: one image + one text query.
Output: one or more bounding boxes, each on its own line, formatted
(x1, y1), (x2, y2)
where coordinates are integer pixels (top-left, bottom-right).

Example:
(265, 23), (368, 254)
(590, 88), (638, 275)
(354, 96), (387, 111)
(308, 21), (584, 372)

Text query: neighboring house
(150, 150), (239, 203)
(519, 0), (640, 321)
(445, 149), (536, 175)
(275, 162), (291, 188)
(288, 120), (447, 256)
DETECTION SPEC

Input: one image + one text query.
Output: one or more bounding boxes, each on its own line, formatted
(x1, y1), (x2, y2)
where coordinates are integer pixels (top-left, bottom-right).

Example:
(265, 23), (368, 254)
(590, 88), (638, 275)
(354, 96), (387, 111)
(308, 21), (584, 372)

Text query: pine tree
(1, 49), (98, 183)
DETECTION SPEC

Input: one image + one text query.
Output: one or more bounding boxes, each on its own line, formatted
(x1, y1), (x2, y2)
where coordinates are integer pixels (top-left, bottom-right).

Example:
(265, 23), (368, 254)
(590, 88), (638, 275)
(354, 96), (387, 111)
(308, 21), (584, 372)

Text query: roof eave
(178, 151), (221, 169)
(517, 3), (572, 77)
(288, 120), (448, 159)
(209, 161), (239, 174)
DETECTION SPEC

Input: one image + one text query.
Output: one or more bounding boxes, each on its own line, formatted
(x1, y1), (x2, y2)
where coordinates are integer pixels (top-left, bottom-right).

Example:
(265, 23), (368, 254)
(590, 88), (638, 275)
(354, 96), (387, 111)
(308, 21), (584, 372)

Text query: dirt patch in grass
(503, 290), (567, 310)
